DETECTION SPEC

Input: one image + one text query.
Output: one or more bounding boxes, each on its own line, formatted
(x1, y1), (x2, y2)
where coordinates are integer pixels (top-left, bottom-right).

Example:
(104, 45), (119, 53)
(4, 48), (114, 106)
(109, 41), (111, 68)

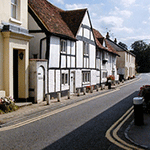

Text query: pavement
(0, 77), (150, 149)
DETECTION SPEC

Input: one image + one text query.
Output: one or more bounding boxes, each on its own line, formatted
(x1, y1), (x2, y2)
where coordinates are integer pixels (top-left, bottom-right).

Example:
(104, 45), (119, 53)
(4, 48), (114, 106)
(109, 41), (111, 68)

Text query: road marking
(0, 77), (141, 132)
(105, 106), (144, 150)
(117, 77), (141, 89)
(0, 89), (120, 132)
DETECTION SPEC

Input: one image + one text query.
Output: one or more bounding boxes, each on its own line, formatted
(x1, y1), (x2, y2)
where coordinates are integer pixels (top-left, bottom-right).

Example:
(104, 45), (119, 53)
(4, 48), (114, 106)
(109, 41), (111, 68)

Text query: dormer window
(11, 0), (17, 19)
(61, 39), (67, 52)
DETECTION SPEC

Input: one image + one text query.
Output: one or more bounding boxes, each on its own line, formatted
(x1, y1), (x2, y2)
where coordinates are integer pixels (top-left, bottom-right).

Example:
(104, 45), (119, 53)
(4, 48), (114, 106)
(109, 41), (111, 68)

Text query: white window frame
(102, 72), (108, 78)
(62, 73), (68, 85)
(82, 72), (90, 83)
(83, 42), (89, 55)
(11, 0), (17, 19)
(61, 40), (67, 53)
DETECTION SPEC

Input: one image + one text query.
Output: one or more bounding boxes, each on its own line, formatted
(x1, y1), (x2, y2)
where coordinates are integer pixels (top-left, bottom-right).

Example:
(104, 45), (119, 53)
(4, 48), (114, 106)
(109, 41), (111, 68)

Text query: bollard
(46, 94), (51, 105)
(68, 91), (70, 99)
(57, 92), (61, 102)
(77, 89), (80, 96)
(90, 85), (93, 93)
(96, 85), (99, 91)
(83, 87), (86, 95)
(108, 80), (111, 89)
(133, 97), (144, 125)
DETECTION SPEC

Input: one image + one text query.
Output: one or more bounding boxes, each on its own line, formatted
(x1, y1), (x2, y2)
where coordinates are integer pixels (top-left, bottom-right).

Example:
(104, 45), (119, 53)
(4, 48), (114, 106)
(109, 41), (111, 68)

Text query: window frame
(82, 71), (90, 83)
(61, 73), (68, 85)
(60, 39), (67, 53)
(11, 0), (17, 19)
(83, 42), (89, 55)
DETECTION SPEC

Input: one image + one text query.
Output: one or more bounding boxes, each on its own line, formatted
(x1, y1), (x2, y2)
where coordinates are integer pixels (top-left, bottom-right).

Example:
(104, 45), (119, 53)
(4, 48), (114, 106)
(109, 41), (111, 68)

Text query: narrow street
(0, 74), (149, 150)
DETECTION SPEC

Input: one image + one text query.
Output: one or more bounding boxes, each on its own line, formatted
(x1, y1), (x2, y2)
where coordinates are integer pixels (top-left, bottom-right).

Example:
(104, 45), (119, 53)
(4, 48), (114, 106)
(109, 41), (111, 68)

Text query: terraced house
(0, 0), (33, 101)
(28, 0), (98, 100)
(105, 33), (136, 81)
(93, 29), (119, 86)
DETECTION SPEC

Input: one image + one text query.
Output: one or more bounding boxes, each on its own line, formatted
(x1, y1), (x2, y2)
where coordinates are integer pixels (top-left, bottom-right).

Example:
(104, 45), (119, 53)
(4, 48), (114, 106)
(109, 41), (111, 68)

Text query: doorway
(70, 72), (75, 94)
(13, 50), (19, 101)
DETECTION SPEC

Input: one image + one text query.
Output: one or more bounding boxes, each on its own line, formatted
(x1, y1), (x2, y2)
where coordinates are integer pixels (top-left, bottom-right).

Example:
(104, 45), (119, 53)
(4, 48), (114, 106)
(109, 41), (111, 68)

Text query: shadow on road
(43, 91), (139, 150)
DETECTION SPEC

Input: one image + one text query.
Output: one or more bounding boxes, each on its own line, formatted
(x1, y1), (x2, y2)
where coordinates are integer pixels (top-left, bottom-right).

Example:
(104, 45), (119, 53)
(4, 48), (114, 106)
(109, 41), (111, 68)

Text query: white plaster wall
(71, 42), (75, 55)
(61, 55), (66, 68)
(89, 44), (95, 68)
(71, 57), (75, 68)
(91, 70), (97, 85)
(67, 40), (71, 54)
(84, 28), (90, 39)
(49, 36), (60, 68)
(76, 41), (83, 68)
(56, 70), (60, 92)
(82, 11), (90, 26)
(49, 70), (54, 93)
(67, 56), (71, 68)
(76, 70), (82, 88)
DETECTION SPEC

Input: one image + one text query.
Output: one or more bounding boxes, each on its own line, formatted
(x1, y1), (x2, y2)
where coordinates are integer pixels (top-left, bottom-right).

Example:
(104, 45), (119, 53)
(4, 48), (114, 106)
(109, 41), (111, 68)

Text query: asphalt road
(0, 73), (149, 150)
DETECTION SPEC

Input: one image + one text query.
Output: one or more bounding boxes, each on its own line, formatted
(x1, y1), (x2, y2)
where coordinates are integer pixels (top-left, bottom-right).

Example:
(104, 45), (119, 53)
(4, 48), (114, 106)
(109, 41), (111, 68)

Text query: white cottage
(93, 29), (119, 85)
(28, 0), (97, 100)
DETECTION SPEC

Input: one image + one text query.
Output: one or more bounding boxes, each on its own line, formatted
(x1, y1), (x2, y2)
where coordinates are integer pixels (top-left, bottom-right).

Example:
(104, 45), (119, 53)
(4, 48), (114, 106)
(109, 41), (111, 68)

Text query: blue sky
(49, 0), (150, 49)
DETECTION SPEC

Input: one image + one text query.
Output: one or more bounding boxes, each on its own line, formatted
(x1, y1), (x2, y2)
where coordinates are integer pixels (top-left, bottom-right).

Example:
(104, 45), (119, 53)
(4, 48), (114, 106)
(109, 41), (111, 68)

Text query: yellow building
(0, 0), (33, 101)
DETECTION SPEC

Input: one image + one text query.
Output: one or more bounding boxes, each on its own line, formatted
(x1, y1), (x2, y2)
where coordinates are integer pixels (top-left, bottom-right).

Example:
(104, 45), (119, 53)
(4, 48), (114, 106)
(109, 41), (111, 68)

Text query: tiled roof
(106, 38), (135, 57)
(93, 29), (119, 56)
(60, 9), (87, 36)
(28, 0), (78, 39)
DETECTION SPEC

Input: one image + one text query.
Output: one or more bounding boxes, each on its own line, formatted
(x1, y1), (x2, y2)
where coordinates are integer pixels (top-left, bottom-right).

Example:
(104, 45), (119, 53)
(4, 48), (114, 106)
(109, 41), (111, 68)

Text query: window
(62, 73), (68, 84)
(82, 72), (90, 83)
(102, 72), (108, 78)
(11, 0), (17, 19)
(83, 42), (89, 55)
(61, 40), (67, 52)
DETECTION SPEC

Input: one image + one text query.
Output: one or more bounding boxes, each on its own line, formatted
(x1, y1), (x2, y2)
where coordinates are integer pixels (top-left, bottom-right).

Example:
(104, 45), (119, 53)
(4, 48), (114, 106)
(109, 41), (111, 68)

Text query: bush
(0, 96), (18, 113)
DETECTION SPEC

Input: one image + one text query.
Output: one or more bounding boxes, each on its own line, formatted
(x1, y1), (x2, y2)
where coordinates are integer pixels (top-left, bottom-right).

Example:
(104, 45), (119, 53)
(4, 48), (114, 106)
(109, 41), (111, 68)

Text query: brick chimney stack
(114, 38), (117, 44)
(106, 32), (110, 39)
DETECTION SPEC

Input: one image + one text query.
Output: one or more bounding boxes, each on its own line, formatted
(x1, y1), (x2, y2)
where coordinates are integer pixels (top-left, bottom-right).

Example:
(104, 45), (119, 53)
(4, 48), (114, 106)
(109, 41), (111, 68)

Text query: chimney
(114, 38), (117, 44)
(106, 32), (110, 39)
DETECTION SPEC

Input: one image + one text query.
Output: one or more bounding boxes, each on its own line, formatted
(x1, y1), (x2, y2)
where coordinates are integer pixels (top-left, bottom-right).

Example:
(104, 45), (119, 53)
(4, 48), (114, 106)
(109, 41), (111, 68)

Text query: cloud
(121, 0), (136, 7)
(113, 26), (133, 33)
(65, 4), (89, 10)
(54, 0), (64, 5)
(98, 16), (124, 28)
(109, 7), (132, 18)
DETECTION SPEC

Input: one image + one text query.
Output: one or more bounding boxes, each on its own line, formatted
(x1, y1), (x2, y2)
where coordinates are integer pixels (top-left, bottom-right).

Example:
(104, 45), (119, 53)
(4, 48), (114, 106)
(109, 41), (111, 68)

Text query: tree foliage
(118, 42), (128, 50)
(131, 40), (150, 73)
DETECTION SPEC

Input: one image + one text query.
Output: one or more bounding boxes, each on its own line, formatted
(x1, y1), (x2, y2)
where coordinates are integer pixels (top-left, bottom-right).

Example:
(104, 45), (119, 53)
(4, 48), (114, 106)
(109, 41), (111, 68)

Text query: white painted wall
(49, 36), (60, 68)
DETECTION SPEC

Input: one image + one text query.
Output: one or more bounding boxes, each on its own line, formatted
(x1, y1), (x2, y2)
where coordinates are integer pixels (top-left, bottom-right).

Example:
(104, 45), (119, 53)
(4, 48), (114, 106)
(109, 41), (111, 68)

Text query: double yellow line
(105, 106), (144, 150)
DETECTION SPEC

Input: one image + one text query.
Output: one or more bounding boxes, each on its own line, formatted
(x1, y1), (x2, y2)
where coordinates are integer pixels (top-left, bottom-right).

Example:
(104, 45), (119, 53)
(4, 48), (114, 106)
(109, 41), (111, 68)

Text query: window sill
(10, 17), (22, 25)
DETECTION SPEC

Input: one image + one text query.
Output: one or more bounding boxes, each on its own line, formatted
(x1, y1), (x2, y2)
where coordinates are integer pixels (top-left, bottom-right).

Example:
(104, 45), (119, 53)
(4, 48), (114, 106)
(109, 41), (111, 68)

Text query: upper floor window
(83, 42), (89, 55)
(61, 40), (67, 52)
(11, 0), (17, 19)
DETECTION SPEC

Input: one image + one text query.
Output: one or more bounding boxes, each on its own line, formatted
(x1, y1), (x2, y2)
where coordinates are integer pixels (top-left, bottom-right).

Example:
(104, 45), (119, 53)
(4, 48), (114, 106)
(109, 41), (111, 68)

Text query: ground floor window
(82, 71), (90, 83)
(102, 72), (108, 78)
(62, 73), (68, 84)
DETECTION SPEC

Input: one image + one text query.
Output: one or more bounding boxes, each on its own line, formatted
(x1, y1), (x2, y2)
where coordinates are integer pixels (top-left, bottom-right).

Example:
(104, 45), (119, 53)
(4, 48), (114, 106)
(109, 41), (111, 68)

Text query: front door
(70, 72), (75, 94)
(13, 50), (19, 101)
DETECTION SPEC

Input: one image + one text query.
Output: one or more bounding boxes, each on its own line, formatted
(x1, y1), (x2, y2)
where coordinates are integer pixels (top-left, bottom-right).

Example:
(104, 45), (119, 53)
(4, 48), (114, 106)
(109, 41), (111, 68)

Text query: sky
(49, 0), (150, 49)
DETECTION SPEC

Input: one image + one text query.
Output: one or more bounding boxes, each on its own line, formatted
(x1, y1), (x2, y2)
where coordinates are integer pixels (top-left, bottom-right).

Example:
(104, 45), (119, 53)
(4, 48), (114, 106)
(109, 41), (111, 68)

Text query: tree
(131, 40), (150, 73)
(118, 42), (128, 50)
